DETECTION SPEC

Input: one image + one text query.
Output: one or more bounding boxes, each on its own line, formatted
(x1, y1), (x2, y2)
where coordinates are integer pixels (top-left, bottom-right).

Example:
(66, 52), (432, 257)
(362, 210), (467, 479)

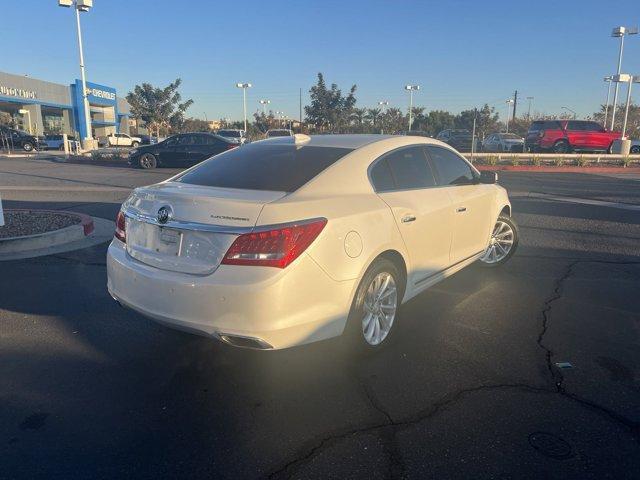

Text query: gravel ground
(0, 210), (81, 239)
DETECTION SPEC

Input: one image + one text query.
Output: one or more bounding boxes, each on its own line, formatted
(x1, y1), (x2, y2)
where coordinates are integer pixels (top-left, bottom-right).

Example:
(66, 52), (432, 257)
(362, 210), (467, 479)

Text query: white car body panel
(107, 135), (512, 349)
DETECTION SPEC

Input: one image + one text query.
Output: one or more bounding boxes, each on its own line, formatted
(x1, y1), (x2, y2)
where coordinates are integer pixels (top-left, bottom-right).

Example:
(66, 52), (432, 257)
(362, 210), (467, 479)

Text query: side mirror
(479, 171), (498, 184)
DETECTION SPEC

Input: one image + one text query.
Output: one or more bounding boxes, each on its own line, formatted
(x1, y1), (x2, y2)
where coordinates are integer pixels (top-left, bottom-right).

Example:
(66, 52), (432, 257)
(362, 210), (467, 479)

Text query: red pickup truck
(525, 120), (621, 153)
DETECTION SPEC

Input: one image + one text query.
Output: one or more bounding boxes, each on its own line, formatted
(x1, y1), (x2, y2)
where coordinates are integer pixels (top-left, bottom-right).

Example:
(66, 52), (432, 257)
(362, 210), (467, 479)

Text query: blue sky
(4, 0), (639, 121)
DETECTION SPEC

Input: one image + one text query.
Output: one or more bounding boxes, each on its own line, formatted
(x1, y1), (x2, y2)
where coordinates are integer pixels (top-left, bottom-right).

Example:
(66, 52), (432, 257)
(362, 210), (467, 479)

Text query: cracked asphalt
(1, 156), (639, 479)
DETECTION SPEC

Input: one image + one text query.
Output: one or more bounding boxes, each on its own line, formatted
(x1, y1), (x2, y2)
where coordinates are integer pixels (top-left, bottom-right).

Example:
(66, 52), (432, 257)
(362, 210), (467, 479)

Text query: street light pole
(603, 76), (613, 127)
(526, 96), (534, 119)
(378, 101), (389, 134)
(561, 106), (577, 119)
(60, 1), (94, 149)
(259, 99), (270, 115)
(236, 82), (252, 132)
(505, 99), (514, 133)
(610, 26), (638, 130)
(405, 85), (420, 131)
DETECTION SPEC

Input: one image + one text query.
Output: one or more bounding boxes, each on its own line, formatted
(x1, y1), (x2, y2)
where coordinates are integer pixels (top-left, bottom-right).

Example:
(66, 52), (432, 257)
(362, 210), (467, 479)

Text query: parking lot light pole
(610, 26), (638, 131)
(603, 76), (613, 127)
(259, 99), (270, 115)
(526, 96), (534, 119)
(59, 0), (94, 150)
(505, 99), (514, 133)
(405, 85), (420, 131)
(236, 83), (252, 132)
(378, 101), (389, 134)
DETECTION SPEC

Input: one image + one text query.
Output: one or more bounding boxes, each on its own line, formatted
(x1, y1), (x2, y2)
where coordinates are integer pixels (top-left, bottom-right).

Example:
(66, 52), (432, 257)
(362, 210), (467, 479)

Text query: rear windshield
(175, 144), (353, 192)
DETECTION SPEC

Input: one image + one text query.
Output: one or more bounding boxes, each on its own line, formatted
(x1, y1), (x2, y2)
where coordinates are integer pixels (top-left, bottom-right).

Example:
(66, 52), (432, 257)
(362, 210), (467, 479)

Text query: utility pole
(299, 88), (302, 127)
(526, 96), (534, 119)
(513, 90), (518, 119)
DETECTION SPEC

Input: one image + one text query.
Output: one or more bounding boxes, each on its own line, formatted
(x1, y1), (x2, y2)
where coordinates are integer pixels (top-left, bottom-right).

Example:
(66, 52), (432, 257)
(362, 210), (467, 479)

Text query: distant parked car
(436, 129), (477, 152)
(99, 133), (142, 148)
(525, 120), (620, 153)
(482, 133), (524, 153)
(43, 134), (80, 151)
(128, 132), (238, 169)
(217, 129), (247, 144)
(0, 125), (41, 152)
(266, 129), (293, 138)
(397, 130), (431, 137)
(630, 140), (640, 154)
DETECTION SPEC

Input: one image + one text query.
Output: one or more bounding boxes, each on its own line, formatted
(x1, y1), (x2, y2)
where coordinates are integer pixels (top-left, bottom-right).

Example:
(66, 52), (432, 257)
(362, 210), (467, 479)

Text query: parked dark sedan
(0, 126), (42, 152)
(435, 129), (477, 152)
(128, 133), (237, 169)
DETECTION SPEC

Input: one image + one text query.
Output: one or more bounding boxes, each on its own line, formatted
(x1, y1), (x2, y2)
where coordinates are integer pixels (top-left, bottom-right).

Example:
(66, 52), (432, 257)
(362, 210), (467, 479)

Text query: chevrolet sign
(85, 87), (116, 101)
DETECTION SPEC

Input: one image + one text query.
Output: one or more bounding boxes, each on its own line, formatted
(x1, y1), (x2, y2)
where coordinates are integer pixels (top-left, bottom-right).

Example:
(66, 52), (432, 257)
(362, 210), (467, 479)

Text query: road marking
(524, 192), (640, 211)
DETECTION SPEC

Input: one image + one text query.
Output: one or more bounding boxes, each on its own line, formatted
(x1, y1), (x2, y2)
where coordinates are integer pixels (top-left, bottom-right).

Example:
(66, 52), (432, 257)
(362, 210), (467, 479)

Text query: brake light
(226, 144), (238, 150)
(222, 218), (327, 268)
(115, 211), (126, 243)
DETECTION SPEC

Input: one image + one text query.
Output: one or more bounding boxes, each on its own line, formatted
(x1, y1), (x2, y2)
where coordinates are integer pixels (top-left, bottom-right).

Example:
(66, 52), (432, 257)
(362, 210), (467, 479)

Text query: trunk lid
(123, 182), (286, 275)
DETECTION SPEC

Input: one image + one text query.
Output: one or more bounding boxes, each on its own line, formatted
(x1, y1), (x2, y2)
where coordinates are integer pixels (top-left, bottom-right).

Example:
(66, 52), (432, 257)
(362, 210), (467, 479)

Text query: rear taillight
(538, 130), (545, 138)
(115, 211), (126, 243)
(221, 218), (327, 268)
(226, 144), (237, 150)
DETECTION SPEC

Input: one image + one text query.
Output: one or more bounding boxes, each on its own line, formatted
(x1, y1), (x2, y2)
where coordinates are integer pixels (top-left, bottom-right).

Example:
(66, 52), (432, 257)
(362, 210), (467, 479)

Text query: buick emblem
(157, 206), (172, 224)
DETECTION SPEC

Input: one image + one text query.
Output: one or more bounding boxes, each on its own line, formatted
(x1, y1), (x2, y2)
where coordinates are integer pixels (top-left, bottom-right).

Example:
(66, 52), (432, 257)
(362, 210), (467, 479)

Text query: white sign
(0, 194), (4, 227)
(85, 87), (116, 101)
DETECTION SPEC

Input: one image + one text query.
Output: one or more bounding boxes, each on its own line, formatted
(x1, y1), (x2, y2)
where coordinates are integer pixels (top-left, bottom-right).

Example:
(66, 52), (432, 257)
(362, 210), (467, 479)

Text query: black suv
(0, 126), (41, 152)
(435, 129), (477, 152)
(128, 132), (237, 169)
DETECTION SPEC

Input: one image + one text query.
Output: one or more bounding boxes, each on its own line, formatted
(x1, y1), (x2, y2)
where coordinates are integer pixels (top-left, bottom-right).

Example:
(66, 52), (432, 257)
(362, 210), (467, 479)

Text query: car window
(566, 121), (585, 131)
(204, 135), (223, 145)
(177, 135), (197, 145)
(426, 146), (476, 186)
(584, 122), (605, 132)
(163, 136), (178, 147)
(543, 121), (562, 130)
(369, 159), (395, 191)
(377, 146), (436, 190)
(175, 144), (353, 192)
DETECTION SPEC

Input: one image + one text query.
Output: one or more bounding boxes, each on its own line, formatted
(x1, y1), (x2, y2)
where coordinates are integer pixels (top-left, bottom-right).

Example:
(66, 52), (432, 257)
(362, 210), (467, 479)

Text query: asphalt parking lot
(1, 155), (639, 479)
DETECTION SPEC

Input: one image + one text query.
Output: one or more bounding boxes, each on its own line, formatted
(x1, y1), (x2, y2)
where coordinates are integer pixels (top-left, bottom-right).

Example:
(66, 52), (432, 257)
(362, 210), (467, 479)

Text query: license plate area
(157, 227), (182, 256)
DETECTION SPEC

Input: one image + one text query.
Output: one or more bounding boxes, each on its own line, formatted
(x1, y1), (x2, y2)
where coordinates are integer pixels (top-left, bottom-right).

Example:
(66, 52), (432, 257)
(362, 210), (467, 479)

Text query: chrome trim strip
(414, 250), (484, 286)
(124, 209), (327, 235)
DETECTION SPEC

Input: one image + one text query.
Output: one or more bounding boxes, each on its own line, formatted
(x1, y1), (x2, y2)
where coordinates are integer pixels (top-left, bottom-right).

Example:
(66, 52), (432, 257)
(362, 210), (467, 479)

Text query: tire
(479, 214), (519, 268)
(131, 141), (139, 147)
(345, 257), (404, 352)
(22, 142), (34, 152)
(138, 153), (157, 169)
(630, 145), (640, 154)
(552, 140), (570, 154)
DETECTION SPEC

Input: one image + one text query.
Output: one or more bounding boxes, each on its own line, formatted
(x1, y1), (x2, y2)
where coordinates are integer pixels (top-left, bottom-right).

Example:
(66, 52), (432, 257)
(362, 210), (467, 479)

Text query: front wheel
(138, 153), (157, 169)
(22, 142), (34, 152)
(345, 258), (403, 352)
(131, 141), (139, 147)
(552, 140), (570, 154)
(479, 214), (519, 267)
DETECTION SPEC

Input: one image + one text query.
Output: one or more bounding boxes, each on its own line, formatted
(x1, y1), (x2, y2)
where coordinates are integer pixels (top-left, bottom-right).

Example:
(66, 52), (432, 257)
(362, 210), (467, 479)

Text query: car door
(583, 121), (609, 150)
(565, 121), (586, 149)
(182, 134), (213, 165)
(156, 135), (182, 165)
(370, 145), (454, 287)
(425, 145), (494, 264)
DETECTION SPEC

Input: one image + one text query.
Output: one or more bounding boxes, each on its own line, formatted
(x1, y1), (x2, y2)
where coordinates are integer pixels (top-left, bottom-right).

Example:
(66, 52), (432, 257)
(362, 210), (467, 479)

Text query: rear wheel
(139, 153), (157, 169)
(131, 141), (139, 147)
(552, 140), (570, 154)
(479, 214), (519, 267)
(22, 142), (34, 152)
(346, 258), (403, 352)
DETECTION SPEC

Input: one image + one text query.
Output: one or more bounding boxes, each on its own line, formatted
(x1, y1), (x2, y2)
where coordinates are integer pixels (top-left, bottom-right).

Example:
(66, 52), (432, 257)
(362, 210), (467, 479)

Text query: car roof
(260, 134), (398, 149)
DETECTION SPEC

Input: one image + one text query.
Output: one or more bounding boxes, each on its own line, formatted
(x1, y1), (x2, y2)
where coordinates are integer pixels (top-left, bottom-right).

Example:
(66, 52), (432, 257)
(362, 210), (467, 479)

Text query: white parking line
(527, 192), (640, 211)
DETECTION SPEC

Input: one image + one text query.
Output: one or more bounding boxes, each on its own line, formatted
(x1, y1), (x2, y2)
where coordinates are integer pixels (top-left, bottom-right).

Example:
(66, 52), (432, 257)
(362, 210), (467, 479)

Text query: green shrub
(621, 156), (632, 168)
(554, 157), (565, 167)
(511, 157), (520, 166)
(577, 155), (589, 167)
(532, 156), (542, 166)
(487, 155), (498, 166)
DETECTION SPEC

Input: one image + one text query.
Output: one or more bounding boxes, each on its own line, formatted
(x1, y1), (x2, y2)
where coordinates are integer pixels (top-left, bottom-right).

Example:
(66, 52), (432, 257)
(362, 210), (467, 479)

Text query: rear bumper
(106, 240), (356, 349)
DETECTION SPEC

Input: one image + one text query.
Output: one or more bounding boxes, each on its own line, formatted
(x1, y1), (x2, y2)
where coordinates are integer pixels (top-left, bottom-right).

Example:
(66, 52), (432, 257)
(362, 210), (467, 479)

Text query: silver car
(482, 133), (524, 153)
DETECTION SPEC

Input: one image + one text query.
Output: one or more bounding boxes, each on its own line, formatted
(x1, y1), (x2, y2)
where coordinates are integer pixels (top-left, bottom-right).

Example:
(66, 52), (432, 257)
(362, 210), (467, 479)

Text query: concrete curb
(0, 210), (95, 255)
(476, 165), (640, 173)
(0, 216), (115, 261)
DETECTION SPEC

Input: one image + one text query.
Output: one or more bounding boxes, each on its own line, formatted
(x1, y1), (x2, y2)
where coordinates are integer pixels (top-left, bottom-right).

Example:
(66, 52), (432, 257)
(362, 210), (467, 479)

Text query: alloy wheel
(480, 220), (515, 264)
(361, 272), (397, 346)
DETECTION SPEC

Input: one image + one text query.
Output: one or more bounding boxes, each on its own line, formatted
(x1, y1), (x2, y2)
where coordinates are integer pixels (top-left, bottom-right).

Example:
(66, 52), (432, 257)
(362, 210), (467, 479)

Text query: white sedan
(107, 134), (518, 351)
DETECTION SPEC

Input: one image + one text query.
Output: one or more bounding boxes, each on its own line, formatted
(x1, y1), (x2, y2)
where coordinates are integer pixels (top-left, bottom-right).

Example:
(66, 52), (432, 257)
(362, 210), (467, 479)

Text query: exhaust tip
(219, 333), (273, 350)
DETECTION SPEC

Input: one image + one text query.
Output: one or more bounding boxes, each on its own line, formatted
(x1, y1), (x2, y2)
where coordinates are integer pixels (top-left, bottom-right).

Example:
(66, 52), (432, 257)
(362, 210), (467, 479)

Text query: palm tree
(365, 108), (381, 128)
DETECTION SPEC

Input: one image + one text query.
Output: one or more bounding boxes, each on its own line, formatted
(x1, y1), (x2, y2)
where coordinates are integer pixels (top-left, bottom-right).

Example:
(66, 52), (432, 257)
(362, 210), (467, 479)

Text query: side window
(164, 136), (177, 147)
(370, 159), (395, 191)
(373, 146), (436, 191)
(426, 146), (476, 186)
(566, 121), (583, 131)
(586, 122), (605, 132)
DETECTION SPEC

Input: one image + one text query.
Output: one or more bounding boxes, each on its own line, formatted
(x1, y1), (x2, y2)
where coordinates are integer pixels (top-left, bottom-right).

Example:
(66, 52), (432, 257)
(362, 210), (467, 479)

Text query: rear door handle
(456, 207), (467, 213)
(401, 215), (416, 223)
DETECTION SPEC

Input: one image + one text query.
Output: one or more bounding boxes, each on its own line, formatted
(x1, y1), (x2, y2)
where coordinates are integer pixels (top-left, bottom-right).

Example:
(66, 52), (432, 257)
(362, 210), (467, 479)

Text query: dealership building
(0, 70), (130, 138)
